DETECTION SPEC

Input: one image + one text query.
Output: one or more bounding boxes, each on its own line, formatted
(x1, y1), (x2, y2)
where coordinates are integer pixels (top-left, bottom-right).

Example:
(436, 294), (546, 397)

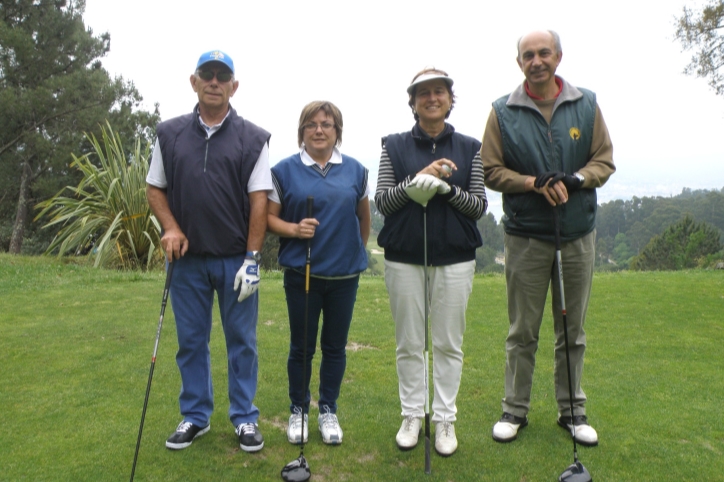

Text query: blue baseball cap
(196, 50), (234, 74)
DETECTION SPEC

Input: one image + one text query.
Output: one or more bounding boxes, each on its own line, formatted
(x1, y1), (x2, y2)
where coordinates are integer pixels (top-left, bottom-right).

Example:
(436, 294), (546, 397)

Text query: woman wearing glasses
(374, 68), (487, 456)
(267, 101), (370, 446)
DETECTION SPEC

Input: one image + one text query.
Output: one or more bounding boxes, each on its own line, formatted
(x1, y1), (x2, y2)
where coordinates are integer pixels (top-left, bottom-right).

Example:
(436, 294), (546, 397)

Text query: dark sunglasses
(197, 70), (233, 83)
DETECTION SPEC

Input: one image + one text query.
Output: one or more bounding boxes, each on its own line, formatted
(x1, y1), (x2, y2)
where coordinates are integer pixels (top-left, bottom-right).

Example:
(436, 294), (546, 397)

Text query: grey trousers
(502, 230), (596, 418)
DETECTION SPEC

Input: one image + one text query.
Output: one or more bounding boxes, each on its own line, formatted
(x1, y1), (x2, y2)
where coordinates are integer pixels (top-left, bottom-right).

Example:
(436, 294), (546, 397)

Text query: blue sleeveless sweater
(271, 153), (368, 277)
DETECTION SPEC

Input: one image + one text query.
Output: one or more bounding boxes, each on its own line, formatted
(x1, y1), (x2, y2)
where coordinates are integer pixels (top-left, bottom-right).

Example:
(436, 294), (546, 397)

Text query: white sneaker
(287, 411), (308, 444)
(396, 415), (422, 449)
(557, 414), (598, 446)
(492, 412), (528, 442)
(434, 421), (457, 456)
(318, 405), (343, 445)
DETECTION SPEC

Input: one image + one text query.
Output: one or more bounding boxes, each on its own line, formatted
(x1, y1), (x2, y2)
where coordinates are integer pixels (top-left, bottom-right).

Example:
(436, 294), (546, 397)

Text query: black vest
(378, 124), (483, 266)
(157, 105), (270, 256)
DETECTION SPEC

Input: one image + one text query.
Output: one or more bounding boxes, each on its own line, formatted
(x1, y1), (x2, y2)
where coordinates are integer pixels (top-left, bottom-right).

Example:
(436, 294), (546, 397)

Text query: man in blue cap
(146, 50), (272, 453)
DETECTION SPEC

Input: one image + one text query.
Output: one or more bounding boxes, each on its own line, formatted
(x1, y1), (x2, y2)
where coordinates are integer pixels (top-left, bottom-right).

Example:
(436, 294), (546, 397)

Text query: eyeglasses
(302, 122), (335, 132)
(197, 70), (233, 83)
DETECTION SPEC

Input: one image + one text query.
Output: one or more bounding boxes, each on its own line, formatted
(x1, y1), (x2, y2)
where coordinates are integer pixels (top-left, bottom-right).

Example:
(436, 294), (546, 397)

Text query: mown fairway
(1, 254), (722, 481)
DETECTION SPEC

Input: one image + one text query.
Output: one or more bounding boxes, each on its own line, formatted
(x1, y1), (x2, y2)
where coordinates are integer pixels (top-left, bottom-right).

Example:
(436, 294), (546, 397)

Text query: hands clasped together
(405, 160), (456, 207)
(532, 171), (583, 206)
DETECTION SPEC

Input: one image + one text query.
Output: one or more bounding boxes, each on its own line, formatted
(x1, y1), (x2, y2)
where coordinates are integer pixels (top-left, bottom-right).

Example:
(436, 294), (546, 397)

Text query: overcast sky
(84, 0), (724, 221)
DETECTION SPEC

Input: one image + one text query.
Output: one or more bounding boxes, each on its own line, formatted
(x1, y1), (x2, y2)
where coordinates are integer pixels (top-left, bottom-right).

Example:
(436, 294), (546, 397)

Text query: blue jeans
(169, 254), (259, 428)
(284, 270), (360, 414)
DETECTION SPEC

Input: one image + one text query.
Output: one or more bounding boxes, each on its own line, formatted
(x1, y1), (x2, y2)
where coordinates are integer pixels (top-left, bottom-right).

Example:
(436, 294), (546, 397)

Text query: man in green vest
(480, 30), (615, 447)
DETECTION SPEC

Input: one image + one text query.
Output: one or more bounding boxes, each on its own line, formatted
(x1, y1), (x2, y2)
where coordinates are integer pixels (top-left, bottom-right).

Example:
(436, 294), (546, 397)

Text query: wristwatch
(246, 251), (262, 263)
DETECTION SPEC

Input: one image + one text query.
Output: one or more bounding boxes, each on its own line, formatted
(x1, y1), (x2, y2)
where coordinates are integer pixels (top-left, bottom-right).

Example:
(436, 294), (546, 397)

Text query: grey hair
(517, 30), (562, 59)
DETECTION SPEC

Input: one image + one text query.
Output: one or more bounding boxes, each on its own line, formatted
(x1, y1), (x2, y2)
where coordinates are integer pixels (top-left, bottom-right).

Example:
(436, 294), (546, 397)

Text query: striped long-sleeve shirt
(374, 146), (487, 220)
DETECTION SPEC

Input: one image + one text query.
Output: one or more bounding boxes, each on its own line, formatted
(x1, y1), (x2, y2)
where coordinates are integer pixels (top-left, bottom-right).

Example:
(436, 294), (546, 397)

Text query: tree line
(2, 0), (723, 273)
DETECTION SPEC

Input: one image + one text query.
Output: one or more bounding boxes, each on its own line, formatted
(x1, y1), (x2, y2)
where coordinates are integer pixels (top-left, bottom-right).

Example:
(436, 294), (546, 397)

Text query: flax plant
(36, 123), (162, 270)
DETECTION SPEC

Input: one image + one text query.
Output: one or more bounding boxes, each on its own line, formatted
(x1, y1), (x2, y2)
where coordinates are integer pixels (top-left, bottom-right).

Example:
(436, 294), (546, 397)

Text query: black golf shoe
(557, 414), (599, 446)
(236, 422), (264, 452)
(492, 412), (528, 442)
(165, 421), (210, 450)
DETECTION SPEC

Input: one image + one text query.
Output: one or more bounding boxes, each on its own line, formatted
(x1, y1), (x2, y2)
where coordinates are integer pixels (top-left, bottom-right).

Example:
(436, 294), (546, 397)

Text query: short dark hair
(407, 67), (456, 121)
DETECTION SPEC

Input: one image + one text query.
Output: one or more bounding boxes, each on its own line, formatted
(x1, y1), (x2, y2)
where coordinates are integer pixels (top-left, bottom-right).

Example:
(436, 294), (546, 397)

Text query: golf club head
(281, 454), (311, 482)
(559, 461), (592, 482)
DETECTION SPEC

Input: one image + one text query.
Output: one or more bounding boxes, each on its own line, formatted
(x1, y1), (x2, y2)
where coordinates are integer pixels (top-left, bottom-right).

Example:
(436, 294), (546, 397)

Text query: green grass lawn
(1, 254), (723, 481)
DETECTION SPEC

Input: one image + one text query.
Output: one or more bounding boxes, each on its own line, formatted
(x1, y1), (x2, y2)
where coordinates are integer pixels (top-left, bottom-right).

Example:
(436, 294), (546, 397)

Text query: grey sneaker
(165, 421), (210, 450)
(318, 405), (343, 445)
(236, 423), (264, 452)
(287, 409), (309, 444)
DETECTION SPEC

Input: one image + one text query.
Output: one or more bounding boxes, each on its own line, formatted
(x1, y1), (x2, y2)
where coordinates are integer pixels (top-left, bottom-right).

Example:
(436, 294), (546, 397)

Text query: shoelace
(319, 407), (339, 431)
(439, 422), (453, 437)
(176, 421), (193, 433)
(403, 415), (417, 431)
(290, 410), (307, 430)
(236, 423), (256, 436)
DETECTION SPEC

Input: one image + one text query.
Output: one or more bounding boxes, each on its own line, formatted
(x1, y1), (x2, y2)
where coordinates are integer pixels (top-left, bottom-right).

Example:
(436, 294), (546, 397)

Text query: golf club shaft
(130, 261), (174, 482)
(300, 196), (314, 455)
(553, 207), (581, 462)
(423, 205), (431, 475)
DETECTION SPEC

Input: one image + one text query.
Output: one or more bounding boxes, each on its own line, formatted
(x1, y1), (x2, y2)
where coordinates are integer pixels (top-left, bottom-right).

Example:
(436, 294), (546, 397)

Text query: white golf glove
(410, 173), (440, 191)
(405, 174), (451, 206)
(234, 258), (260, 302)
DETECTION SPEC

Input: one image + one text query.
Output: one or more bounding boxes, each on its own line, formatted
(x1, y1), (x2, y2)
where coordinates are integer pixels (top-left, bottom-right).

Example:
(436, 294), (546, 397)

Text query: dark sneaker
(557, 414), (598, 446)
(236, 423), (264, 452)
(165, 421), (210, 450)
(492, 412), (528, 443)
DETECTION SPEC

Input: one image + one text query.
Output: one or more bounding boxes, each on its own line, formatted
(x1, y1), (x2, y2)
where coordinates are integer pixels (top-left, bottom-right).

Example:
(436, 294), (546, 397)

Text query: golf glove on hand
(436, 179), (451, 195)
(234, 258), (259, 302)
(534, 171), (565, 189)
(410, 173), (441, 191)
(561, 173), (583, 192)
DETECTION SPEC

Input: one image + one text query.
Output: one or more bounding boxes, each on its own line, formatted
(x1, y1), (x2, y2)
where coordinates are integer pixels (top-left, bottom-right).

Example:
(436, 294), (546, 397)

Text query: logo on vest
(569, 127), (581, 140)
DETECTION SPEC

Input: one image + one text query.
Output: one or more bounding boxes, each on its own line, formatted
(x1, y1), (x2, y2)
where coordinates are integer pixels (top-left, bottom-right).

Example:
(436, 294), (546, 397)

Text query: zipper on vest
(204, 139), (209, 172)
(431, 142), (436, 154)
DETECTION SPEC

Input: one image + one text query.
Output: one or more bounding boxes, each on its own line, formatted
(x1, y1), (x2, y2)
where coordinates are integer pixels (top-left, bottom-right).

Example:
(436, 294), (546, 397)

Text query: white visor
(407, 73), (454, 95)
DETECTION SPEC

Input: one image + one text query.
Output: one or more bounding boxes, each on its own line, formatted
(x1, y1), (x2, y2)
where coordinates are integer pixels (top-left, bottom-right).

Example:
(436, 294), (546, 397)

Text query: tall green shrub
(35, 123), (162, 270)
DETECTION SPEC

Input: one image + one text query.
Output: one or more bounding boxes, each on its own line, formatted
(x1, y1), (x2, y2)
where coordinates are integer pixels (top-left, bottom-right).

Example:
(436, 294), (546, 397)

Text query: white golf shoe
(318, 405), (343, 444)
(557, 414), (598, 446)
(396, 415), (422, 449)
(492, 412), (528, 442)
(434, 421), (457, 456)
(287, 411), (308, 444)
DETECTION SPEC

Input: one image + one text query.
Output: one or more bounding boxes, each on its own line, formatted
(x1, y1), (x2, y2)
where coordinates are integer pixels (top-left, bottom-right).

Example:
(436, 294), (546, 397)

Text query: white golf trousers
(384, 259), (475, 423)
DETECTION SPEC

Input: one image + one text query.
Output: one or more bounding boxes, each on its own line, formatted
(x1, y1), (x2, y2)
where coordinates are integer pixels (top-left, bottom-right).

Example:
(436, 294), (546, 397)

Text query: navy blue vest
(157, 105), (270, 256)
(378, 124), (483, 266)
(272, 153), (368, 277)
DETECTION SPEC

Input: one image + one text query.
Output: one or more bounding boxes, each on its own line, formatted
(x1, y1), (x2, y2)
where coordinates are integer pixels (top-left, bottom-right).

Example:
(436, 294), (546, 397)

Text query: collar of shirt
(198, 109), (232, 139)
(524, 76), (563, 100)
(299, 146), (343, 167)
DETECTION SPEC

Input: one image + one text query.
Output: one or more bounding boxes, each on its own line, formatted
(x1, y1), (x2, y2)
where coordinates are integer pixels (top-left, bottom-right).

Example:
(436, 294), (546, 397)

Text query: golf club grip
(306, 196), (314, 218)
(553, 206), (561, 250)
(305, 197), (314, 291)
